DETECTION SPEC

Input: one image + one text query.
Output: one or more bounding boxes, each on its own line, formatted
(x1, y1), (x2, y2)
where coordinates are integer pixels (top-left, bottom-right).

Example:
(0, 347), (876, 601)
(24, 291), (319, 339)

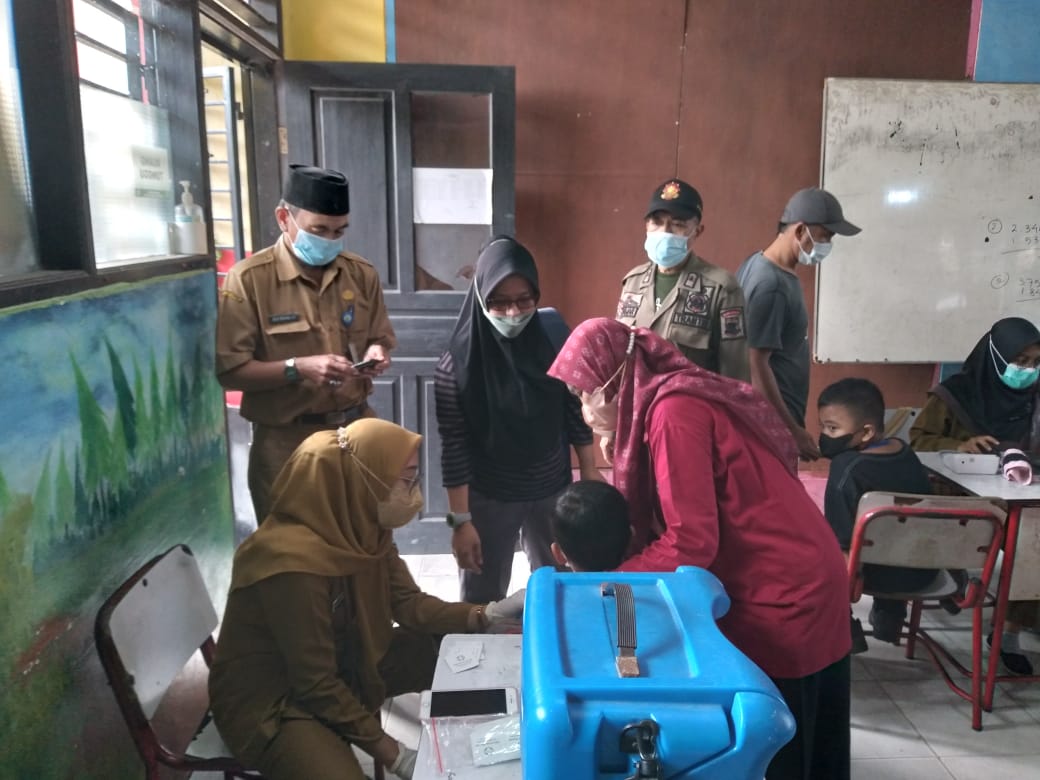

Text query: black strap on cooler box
(601, 582), (640, 678)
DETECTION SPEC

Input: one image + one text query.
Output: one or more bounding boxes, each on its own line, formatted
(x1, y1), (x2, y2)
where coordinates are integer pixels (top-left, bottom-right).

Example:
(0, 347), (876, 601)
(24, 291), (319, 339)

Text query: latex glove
(486, 588), (526, 623)
(389, 741), (417, 780)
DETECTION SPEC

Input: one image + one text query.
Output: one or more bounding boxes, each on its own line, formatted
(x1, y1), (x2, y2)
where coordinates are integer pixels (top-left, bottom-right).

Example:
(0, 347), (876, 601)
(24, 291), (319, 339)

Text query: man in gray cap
(216, 164), (396, 522)
(736, 187), (861, 460)
(616, 178), (749, 379)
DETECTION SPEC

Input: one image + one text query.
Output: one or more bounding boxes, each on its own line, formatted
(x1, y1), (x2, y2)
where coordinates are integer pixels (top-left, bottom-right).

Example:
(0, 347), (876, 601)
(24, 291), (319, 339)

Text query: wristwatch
(446, 511), (472, 529)
(284, 357), (300, 383)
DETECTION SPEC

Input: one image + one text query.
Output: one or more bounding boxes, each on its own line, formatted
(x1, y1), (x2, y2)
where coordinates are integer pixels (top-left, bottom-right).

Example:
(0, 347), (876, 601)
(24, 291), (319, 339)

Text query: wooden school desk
(916, 452), (1040, 710)
(414, 634), (522, 780)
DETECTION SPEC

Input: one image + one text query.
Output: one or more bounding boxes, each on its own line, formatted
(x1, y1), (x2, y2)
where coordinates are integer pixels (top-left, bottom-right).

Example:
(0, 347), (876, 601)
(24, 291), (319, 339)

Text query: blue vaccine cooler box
(521, 566), (795, 779)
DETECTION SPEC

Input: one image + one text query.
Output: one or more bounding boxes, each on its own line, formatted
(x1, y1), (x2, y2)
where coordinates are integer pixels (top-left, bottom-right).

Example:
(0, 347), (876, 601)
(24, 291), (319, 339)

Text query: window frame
(1, 0), (213, 308)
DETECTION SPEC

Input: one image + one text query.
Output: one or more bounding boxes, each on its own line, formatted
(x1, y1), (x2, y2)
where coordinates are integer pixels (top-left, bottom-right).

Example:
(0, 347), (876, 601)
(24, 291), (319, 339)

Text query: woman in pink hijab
(549, 317), (850, 780)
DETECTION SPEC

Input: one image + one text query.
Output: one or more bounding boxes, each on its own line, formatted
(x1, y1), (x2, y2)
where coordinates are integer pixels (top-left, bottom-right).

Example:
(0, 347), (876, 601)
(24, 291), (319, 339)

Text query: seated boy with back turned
(818, 378), (940, 646)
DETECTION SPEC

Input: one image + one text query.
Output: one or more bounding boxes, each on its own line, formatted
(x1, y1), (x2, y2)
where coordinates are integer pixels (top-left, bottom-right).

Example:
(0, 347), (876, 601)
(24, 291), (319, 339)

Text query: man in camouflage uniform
(616, 178), (749, 381)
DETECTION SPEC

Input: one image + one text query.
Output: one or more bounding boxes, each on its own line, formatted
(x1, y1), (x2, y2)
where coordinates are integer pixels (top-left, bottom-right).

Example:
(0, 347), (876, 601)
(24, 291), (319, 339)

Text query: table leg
(984, 504), (1020, 711)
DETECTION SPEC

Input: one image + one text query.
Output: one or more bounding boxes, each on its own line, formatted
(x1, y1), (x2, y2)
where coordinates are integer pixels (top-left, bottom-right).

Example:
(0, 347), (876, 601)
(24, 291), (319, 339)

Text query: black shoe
(987, 632), (1035, 676)
(939, 597), (962, 615)
(869, 603), (904, 644)
(851, 617), (869, 654)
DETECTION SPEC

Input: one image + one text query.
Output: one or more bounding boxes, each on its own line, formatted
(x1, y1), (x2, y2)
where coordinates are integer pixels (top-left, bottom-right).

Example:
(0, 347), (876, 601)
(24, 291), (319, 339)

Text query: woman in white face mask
(210, 419), (517, 780)
(436, 236), (603, 604)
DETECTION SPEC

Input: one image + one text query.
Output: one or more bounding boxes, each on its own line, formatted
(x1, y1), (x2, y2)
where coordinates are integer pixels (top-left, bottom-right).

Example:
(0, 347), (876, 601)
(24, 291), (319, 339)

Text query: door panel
(314, 92), (393, 280)
(280, 63), (515, 517)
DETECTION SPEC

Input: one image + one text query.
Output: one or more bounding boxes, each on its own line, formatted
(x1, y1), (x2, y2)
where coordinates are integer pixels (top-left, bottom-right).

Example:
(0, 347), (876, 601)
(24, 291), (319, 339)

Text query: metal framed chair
(848, 492), (1005, 731)
(94, 544), (263, 779)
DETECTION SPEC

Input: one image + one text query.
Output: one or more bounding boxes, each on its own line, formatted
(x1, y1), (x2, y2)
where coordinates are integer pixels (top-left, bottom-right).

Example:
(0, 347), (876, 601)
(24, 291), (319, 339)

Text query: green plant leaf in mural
(54, 444), (74, 546)
(31, 450), (53, 555)
(0, 467), (10, 517)
(109, 411), (130, 510)
(105, 338), (137, 456)
(70, 354), (111, 519)
(147, 353), (163, 473)
(132, 357), (154, 474)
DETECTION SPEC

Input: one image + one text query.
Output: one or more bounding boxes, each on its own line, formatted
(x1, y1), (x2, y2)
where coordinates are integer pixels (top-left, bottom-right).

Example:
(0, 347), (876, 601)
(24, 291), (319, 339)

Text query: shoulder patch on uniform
(720, 307), (746, 340)
(617, 291), (642, 319)
(219, 288), (243, 303)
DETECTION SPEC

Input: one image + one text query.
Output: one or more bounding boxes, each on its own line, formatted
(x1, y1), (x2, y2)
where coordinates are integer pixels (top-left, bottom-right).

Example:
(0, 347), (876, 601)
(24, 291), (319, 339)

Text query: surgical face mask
(990, 337), (1040, 390)
(644, 231), (689, 269)
(377, 483), (424, 529)
(797, 228), (833, 266)
(475, 280), (536, 338)
(1002, 363), (1040, 390)
(289, 213), (344, 267)
(818, 432), (855, 459)
(353, 457), (425, 529)
(581, 361), (626, 437)
(485, 310), (535, 338)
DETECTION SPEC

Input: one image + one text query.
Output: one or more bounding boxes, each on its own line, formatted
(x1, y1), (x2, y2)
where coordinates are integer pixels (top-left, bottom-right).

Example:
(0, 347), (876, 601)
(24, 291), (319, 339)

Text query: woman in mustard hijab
(210, 419), (514, 780)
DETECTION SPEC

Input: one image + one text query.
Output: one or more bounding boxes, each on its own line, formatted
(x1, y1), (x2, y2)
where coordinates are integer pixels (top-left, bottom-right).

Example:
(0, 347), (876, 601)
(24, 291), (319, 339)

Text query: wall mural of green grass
(0, 270), (234, 778)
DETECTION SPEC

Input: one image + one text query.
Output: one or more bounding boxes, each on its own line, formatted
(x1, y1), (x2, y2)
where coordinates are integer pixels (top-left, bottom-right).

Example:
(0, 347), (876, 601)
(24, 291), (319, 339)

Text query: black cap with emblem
(645, 178), (703, 221)
(283, 164), (350, 215)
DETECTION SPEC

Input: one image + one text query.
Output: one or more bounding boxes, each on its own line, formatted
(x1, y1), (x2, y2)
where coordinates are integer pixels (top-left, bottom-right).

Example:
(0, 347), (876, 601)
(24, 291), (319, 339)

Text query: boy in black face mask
(818, 378), (936, 647)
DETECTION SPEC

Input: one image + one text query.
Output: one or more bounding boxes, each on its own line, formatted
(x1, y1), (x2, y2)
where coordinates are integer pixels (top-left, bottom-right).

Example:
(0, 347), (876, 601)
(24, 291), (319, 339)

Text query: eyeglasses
(399, 468), (421, 490)
(485, 294), (538, 314)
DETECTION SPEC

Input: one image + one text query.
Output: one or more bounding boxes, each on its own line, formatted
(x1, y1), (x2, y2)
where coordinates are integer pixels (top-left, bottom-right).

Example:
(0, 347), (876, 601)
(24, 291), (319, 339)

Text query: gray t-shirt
(736, 252), (810, 426)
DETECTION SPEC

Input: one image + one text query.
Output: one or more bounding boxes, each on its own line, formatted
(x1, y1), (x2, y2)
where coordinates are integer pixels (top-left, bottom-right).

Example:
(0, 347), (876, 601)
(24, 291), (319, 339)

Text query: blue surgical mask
(1003, 364), (1040, 390)
(797, 229), (832, 266)
(989, 337), (1040, 390)
(644, 231), (689, 269)
(289, 214), (344, 267)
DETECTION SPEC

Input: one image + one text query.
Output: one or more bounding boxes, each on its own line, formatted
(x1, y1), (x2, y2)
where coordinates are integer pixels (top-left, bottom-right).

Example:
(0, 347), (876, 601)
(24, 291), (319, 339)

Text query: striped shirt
(435, 352), (593, 502)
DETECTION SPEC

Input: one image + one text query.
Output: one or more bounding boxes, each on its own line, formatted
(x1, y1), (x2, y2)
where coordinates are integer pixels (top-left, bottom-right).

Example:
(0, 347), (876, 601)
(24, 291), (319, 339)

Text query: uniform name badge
(341, 289), (356, 327)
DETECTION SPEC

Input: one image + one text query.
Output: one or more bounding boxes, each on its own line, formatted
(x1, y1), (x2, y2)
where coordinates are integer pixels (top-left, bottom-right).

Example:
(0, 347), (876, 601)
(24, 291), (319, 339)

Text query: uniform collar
(640, 251), (699, 288)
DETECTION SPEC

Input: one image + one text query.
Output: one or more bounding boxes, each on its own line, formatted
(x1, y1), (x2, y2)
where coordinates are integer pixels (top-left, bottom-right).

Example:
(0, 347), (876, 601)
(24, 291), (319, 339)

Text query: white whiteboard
(816, 78), (1040, 363)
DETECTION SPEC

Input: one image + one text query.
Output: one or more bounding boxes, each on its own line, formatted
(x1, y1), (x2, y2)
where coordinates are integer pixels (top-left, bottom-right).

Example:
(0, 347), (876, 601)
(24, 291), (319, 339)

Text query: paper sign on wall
(412, 167), (493, 225)
(131, 145), (171, 199)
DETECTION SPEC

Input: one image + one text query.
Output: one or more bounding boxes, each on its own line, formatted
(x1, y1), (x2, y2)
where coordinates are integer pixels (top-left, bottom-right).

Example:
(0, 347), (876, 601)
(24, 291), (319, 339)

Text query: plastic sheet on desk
(422, 714), (520, 778)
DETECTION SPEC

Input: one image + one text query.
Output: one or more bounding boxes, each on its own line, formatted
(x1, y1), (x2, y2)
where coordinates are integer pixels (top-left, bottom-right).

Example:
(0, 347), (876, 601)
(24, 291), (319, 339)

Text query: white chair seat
(186, 715), (236, 761)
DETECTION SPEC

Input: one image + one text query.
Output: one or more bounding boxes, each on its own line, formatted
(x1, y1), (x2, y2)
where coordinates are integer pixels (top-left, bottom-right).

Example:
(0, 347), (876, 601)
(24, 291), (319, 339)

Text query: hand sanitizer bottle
(169, 180), (208, 254)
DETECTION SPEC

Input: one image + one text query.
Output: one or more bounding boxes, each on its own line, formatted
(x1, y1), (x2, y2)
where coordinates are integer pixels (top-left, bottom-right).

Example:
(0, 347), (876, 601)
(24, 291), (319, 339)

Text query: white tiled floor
(383, 552), (1040, 780)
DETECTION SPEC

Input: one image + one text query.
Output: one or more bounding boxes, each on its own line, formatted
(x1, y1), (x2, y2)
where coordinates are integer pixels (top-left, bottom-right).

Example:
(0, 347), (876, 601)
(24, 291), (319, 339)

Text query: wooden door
(280, 63), (516, 518)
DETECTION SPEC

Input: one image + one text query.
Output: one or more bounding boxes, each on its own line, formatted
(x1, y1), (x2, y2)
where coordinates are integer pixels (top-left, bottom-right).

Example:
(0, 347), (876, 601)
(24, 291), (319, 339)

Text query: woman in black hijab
(911, 316), (1040, 676)
(434, 236), (602, 602)
(911, 317), (1040, 453)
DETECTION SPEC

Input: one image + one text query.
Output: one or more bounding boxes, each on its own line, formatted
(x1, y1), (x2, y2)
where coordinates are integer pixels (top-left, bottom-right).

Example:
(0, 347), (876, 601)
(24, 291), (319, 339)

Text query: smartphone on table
(419, 687), (519, 719)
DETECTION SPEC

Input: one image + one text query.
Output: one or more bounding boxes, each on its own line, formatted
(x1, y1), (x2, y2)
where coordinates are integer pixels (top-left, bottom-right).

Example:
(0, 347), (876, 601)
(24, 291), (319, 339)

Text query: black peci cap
(645, 178), (703, 221)
(283, 164), (350, 215)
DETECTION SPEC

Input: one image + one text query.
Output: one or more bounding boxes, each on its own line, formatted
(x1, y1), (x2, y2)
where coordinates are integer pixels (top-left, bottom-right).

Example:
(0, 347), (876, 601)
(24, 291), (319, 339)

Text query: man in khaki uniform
(216, 164), (396, 522)
(616, 179), (749, 382)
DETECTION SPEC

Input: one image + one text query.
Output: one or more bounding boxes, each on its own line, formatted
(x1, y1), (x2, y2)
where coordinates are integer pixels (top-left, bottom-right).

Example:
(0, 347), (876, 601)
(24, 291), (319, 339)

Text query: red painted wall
(397, 0), (973, 460)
